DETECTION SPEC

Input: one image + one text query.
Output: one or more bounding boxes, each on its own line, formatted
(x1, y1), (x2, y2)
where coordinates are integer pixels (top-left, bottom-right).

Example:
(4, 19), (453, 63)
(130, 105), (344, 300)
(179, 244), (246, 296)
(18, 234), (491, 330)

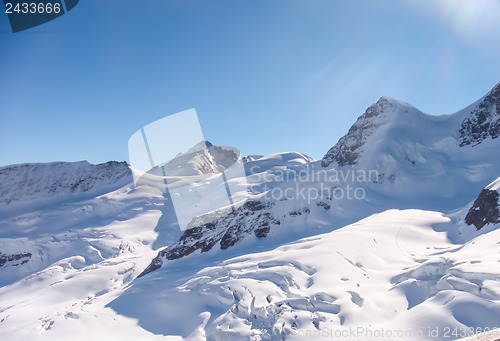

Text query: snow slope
(1, 209), (499, 340)
(110, 209), (500, 341)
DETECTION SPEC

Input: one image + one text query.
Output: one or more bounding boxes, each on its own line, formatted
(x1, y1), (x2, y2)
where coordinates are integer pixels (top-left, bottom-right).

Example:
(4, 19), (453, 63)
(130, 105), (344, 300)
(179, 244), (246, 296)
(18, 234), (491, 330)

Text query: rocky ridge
(465, 177), (500, 230)
(321, 97), (395, 168)
(459, 82), (500, 147)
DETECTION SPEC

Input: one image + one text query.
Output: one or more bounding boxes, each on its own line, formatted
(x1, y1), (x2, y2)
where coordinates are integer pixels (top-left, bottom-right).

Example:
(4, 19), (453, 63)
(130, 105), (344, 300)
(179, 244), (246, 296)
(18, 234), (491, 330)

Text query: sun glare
(434, 0), (499, 43)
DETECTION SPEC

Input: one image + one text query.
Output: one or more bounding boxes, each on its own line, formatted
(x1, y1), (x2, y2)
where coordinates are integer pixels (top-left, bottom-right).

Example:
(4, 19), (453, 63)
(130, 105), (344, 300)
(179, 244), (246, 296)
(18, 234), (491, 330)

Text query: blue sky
(1, 0), (500, 166)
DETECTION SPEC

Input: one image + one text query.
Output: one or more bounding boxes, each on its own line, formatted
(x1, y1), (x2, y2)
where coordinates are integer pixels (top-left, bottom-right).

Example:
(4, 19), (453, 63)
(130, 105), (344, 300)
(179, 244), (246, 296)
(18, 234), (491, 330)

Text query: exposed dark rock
(465, 189), (500, 230)
(138, 200), (279, 277)
(207, 144), (239, 169)
(154, 141), (239, 177)
(459, 82), (500, 147)
(289, 208), (311, 217)
(316, 202), (331, 210)
(254, 224), (270, 238)
(0, 251), (32, 268)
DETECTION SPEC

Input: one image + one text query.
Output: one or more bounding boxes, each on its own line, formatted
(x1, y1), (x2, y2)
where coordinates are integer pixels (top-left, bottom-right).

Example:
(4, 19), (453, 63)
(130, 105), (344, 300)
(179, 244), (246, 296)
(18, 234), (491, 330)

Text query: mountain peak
(487, 176), (500, 192)
(378, 95), (397, 103)
(321, 96), (414, 168)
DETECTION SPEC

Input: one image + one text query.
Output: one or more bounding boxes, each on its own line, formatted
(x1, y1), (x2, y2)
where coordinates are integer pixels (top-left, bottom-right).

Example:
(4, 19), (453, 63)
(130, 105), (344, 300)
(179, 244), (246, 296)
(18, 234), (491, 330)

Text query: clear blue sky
(1, 0), (500, 166)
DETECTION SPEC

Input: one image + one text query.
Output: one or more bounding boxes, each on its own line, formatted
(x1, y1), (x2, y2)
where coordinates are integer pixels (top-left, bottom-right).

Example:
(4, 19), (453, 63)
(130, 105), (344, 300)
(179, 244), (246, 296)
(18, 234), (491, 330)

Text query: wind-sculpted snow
(0, 189), (169, 340)
(111, 210), (500, 340)
(0, 178), (184, 287)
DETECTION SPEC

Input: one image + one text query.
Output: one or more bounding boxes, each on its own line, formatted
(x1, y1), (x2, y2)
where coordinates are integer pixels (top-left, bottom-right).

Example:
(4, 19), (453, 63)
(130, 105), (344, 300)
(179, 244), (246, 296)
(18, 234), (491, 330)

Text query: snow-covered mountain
(322, 81), (500, 169)
(139, 82), (500, 277)
(1, 82), (500, 340)
(322, 82), (500, 209)
(0, 161), (132, 215)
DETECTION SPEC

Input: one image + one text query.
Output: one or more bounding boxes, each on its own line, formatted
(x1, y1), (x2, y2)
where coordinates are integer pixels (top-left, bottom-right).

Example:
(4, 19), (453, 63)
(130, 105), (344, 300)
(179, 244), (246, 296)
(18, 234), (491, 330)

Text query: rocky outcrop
(321, 97), (393, 168)
(0, 251), (32, 268)
(465, 183), (500, 230)
(206, 142), (239, 169)
(138, 141), (240, 181)
(139, 200), (280, 277)
(459, 82), (500, 147)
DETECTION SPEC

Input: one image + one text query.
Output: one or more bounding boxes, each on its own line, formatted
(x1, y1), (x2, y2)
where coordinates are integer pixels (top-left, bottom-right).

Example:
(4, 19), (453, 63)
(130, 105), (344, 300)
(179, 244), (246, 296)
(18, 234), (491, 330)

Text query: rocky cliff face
(139, 200), (280, 276)
(137, 141), (239, 180)
(321, 97), (395, 168)
(465, 178), (500, 230)
(459, 82), (500, 147)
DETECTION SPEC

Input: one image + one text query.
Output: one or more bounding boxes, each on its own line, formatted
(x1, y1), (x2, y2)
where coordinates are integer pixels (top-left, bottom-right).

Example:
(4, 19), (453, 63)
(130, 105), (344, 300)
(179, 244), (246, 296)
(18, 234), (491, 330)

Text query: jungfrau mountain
(1, 82), (500, 340)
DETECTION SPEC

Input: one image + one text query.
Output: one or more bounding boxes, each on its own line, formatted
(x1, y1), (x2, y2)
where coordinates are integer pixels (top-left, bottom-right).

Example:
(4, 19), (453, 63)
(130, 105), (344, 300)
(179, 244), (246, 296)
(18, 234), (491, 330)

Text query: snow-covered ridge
(321, 96), (406, 167)
(486, 176), (500, 192)
(322, 81), (500, 169)
(166, 140), (239, 176)
(0, 160), (132, 213)
(316, 82), (500, 214)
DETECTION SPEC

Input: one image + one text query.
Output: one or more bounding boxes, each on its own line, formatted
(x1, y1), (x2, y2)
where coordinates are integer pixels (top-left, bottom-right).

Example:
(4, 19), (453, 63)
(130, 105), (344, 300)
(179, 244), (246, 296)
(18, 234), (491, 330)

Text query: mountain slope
(112, 209), (500, 340)
(0, 161), (132, 215)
